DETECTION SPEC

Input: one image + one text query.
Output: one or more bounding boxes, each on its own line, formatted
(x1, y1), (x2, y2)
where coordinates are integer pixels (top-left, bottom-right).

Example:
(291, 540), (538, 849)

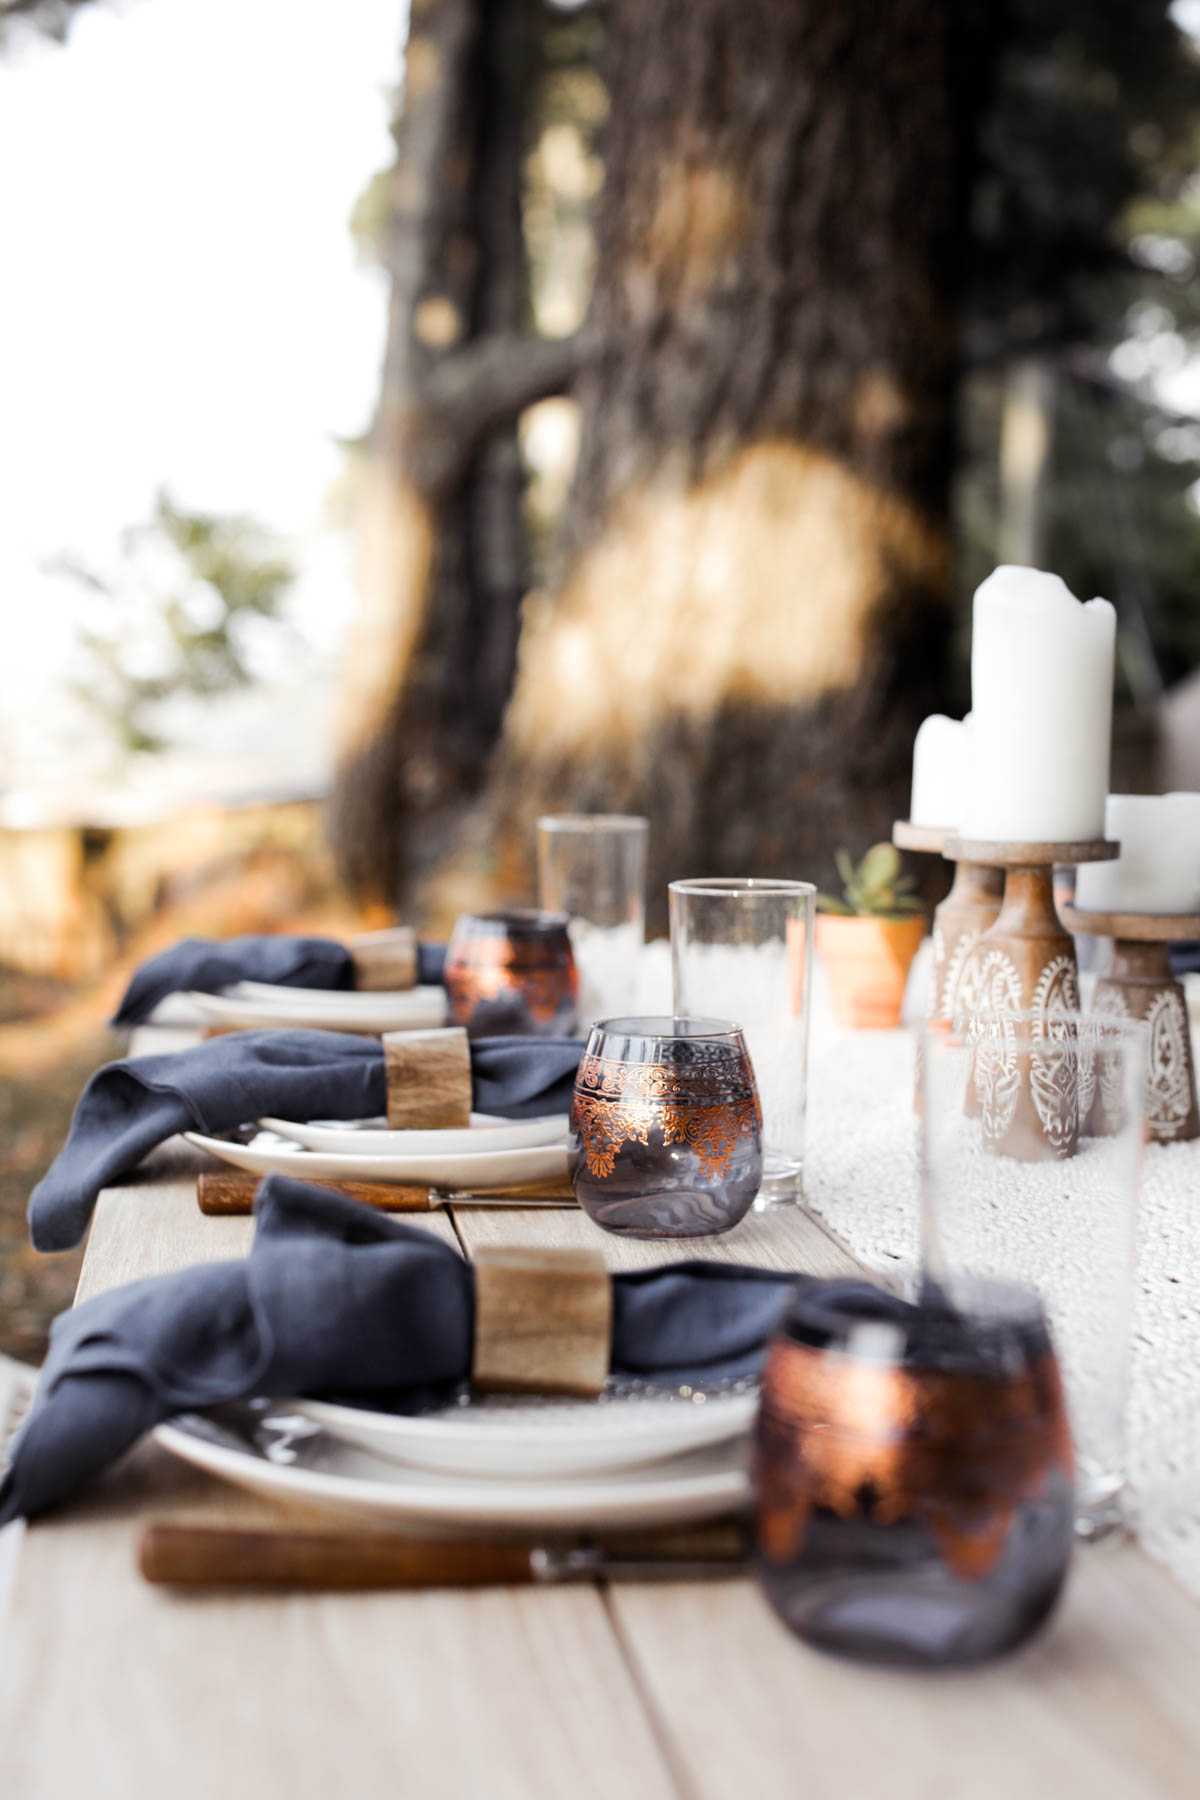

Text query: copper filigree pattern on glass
(571, 1041), (762, 1181)
(444, 910), (578, 1038)
(754, 1281), (1075, 1667)
(568, 1018), (764, 1238)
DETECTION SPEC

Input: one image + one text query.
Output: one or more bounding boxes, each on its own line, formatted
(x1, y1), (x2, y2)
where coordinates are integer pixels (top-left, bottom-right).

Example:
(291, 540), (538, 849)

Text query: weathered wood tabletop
(3, 1040), (1200, 1799)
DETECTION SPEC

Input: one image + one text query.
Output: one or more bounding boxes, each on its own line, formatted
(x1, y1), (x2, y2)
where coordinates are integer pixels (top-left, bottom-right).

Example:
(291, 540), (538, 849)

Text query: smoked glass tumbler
(669, 879), (815, 1206)
(754, 1278), (1075, 1668)
(537, 816), (649, 1028)
(444, 909), (578, 1038)
(920, 1010), (1147, 1537)
(568, 1016), (763, 1237)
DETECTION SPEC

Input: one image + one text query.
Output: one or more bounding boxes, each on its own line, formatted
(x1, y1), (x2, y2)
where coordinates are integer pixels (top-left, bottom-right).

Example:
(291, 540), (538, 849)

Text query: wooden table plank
(452, 1200), (1200, 1800)
(7, 1029), (1200, 1800)
(0, 1444), (678, 1800)
(71, 1141), (461, 1298)
(0, 1160), (679, 1800)
(607, 1549), (1200, 1800)
(449, 1198), (864, 1277)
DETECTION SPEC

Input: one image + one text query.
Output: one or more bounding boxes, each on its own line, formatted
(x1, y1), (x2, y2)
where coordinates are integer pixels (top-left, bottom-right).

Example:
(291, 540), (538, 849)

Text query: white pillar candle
(1074, 794), (1200, 915)
(964, 565), (1115, 843)
(910, 714), (972, 828)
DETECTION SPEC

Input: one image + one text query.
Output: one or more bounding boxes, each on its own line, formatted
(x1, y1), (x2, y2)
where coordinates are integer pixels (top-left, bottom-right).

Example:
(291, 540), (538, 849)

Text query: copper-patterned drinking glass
(444, 910), (578, 1038)
(568, 1017), (763, 1237)
(754, 1278), (1075, 1668)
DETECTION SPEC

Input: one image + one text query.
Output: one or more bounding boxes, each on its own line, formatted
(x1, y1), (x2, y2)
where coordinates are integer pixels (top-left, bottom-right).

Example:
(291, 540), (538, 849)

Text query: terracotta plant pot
(815, 914), (927, 1030)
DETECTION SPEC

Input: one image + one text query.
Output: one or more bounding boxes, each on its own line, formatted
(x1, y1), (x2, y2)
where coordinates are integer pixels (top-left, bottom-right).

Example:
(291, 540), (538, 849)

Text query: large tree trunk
(481, 0), (986, 922)
(329, 0), (579, 917)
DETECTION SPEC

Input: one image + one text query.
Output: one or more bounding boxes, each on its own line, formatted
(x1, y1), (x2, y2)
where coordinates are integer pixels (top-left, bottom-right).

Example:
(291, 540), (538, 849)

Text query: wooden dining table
(3, 1027), (1200, 1800)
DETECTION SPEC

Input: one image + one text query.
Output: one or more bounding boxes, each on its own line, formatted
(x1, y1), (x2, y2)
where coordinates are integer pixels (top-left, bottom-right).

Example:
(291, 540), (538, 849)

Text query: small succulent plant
(817, 843), (924, 920)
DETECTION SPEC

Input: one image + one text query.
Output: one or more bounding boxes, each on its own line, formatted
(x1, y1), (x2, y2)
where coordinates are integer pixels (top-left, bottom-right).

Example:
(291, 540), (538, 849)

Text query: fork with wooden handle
(138, 1518), (749, 1589)
(197, 1172), (577, 1215)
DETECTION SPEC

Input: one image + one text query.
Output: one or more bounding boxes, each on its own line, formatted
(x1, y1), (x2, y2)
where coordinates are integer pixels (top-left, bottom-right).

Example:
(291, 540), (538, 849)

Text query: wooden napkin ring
(382, 1026), (472, 1129)
(472, 1246), (612, 1397)
(350, 927), (418, 992)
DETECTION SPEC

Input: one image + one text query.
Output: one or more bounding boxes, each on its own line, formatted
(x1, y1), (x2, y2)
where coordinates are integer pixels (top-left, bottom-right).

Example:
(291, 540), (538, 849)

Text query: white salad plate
(154, 1406), (749, 1529)
(257, 1113), (569, 1156)
(184, 984), (448, 1033)
(183, 1128), (569, 1188)
(295, 1387), (758, 1479)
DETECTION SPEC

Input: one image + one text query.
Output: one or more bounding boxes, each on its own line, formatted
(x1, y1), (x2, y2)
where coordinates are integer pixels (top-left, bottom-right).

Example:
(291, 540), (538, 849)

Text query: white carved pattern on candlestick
(1029, 956), (1082, 1156)
(930, 921), (947, 1015)
(969, 949), (1023, 1146)
(1092, 988), (1130, 1134)
(1146, 990), (1191, 1139)
(939, 925), (987, 1018)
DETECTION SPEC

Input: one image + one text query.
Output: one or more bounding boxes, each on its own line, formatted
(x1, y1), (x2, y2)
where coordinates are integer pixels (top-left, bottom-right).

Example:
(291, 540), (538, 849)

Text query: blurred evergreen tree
(958, 0), (1200, 705)
(54, 493), (296, 755)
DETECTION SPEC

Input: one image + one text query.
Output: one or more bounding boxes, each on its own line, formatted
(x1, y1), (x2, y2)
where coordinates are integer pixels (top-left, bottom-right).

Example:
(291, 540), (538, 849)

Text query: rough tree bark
(478, 0), (989, 920)
(329, 0), (582, 914)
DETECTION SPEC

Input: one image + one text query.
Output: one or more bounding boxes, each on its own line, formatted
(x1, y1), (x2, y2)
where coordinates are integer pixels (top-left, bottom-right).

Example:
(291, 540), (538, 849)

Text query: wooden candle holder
(893, 821), (1004, 1017)
(941, 838), (1119, 1160)
(1059, 902), (1200, 1144)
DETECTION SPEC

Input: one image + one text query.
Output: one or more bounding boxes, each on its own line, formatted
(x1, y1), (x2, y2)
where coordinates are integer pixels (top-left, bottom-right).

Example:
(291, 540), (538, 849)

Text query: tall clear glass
(669, 878), (815, 1207)
(920, 1010), (1147, 1537)
(537, 816), (648, 1028)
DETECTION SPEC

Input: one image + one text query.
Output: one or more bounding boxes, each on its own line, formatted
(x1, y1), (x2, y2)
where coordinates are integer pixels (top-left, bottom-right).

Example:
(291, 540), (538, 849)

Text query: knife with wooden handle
(197, 1172), (576, 1215)
(138, 1519), (748, 1589)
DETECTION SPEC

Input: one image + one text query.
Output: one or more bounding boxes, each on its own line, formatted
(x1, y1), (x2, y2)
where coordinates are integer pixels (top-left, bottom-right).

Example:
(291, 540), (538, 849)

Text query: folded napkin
(1170, 941), (1200, 976)
(0, 1173), (832, 1524)
(29, 1029), (583, 1253)
(112, 934), (448, 1027)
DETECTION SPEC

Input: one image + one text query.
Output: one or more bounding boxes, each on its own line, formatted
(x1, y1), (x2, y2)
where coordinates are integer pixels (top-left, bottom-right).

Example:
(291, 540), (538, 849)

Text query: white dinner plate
(295, 1387), (758, 1479)
(183, 1128), (569, 1188)
(184, 985), (448, 1033)
(258, 1113), (569, 1155)
(154, 1406), (749, 1529)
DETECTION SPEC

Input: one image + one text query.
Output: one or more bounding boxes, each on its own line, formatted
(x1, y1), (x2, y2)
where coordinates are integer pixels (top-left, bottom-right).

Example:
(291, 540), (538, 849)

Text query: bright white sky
(0, 0), (405, 810)
(4, 0), (1199, 818)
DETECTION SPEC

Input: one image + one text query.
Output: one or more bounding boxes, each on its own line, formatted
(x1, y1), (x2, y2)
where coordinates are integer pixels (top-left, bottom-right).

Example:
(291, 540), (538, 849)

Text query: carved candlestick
(892, 821), (1004, 1018)
(942, 838), (1119, 1161)
(1059, 902), (1200, 1144)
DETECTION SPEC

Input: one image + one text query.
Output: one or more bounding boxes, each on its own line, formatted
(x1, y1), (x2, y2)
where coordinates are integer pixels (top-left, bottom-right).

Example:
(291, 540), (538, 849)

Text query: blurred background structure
(4, 0), (1200, 1349)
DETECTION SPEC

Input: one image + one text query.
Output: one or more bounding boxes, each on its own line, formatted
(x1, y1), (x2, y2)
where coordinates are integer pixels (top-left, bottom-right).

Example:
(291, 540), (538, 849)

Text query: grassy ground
(0, 871), (375, 1366)
(0, 1028), (105, 1364)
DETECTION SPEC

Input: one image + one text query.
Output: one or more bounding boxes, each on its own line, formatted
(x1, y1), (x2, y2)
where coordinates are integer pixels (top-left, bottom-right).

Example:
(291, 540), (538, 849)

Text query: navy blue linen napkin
(112, 934), (448, 1026)
(1170, 941), (1200, 976)
(28, 1029), (583, 1254)
(0, 1173), (828, 1525)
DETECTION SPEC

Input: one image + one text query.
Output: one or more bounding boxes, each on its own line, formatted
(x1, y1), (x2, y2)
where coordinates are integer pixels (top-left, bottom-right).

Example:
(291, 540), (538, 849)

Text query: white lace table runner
(805, 1024), (1200, 1596)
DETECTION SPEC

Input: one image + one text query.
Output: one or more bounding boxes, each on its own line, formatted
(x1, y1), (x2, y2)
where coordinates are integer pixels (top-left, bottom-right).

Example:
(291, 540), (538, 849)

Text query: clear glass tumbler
(669, 878), (815, 1206)
(537, 816), (649, 1029)
(567, 1016), (763, 1237)
(920, 1010), (1147, 1536)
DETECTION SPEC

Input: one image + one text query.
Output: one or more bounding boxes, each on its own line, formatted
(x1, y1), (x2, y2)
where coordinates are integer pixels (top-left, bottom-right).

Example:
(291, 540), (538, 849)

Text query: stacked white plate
(184, 1111), (571, 1189)
(166, 1108), (757, 1526)
(180, 981), (449, 1034)
(155, 1383), (756, 1529)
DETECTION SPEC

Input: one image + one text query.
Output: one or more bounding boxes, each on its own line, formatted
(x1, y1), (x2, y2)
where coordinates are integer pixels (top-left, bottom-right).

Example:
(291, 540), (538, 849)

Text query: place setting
(7, 563), (1200, 1685)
